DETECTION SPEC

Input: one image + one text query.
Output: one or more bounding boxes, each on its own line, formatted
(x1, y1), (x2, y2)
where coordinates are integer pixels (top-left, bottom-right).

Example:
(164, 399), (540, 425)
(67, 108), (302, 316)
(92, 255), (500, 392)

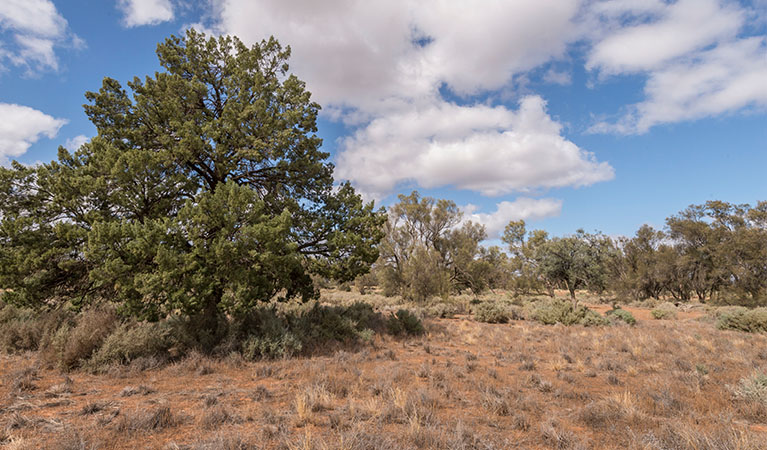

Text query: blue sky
(1, 0), (766, 241)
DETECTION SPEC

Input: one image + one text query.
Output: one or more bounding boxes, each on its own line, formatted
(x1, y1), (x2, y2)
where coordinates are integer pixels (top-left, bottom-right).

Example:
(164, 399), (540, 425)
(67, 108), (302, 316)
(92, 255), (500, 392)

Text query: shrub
(605, 307), (636, 325)
(651, 308), (677, 320)
(42, 308), (119, 371)
(473, 302), (510, 323)
(87, 321), (176, 370)
(716, 307), (767, 333)
(386, 309), (425, 335)
(354, 272), (377, 295)
(228, 301), (389, 360)
(0, 304), (70, 353)
(426, 302), (458, 319)
(473, 302), (523, 324)
(0, 304), (42, 352)
(530, 300), (608, 327)
(731, 372), (767, 406)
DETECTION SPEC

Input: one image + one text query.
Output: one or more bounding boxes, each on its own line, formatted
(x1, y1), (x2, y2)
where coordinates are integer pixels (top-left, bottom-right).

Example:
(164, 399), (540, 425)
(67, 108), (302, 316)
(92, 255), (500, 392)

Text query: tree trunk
(566, 280), (577, 309)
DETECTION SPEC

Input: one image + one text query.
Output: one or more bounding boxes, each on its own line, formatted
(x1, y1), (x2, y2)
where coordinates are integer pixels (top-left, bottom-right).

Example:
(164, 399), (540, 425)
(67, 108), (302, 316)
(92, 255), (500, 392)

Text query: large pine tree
(0, 30), (385, 322)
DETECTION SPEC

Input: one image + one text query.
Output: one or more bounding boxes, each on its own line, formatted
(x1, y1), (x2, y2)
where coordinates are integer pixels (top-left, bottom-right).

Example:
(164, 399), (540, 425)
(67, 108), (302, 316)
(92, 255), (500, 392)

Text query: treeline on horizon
(363, 192), (767, 308)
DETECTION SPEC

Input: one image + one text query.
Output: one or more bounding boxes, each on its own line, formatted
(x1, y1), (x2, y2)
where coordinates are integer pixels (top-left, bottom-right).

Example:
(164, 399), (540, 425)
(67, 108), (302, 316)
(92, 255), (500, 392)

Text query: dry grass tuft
(114, 405), (182, 433)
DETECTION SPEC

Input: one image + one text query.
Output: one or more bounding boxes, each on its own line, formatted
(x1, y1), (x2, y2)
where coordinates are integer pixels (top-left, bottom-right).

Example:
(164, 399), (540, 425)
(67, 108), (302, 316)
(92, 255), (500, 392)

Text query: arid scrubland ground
(2, 292), (767, 450)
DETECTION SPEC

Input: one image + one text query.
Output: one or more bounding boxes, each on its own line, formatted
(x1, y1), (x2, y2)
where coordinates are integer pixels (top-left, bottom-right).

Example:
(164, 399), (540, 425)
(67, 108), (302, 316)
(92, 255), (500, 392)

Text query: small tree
(0, 30), (385, 328)
(502, 220), (551, 296)
(535, 229), (614, 308)
(376, 191), (488, 301)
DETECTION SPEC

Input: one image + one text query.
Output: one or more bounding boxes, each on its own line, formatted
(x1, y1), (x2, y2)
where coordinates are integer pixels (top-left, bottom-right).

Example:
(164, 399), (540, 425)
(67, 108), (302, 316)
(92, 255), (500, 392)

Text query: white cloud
(543, 68), (572, 86)
(591, 36), (767, 134)
(213, 0), (581, 113)
(206, 0), (764, 194)
(465, 198), (563, 238)
(0, 103), (67, 165)
(0, 0), (79, 74)
(587, 0), (767, 134)
(211, 0), (612, 200)
(117, 0), (175, 27)
(587, 0), (742, 75)
(336, 96), (614, 198)
(64, 135), (89, 152)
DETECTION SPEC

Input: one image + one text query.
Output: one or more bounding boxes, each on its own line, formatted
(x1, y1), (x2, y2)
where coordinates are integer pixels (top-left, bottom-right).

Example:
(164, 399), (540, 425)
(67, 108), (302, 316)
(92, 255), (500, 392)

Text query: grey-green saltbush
(716, 307), (767, 333)
(606, 308), (637, 325)
(531, 300), (608, 327)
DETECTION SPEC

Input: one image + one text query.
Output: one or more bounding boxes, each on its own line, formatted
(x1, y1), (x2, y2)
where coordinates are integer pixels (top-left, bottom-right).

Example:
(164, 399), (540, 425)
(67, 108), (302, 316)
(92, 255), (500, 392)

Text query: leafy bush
(716, 307), (767, 333)
(605, 307), (636, 325)
(227, 301), (388, 360)
(426, 302), (459, 319)
(651, 308), (677, 320)
(473, 302), (523, 324)
(87, 321), (177, 370)
(386, 309), (425, 335)
(473, 302), (510, 323)
(530, 300), (608, 327)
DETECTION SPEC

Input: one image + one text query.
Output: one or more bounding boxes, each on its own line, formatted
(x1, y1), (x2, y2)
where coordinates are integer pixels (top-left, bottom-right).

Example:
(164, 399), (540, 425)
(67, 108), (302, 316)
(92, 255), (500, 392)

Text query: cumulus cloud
(587, 0), (767, 134)
(0, 0), (80, 73)
(336, 96), (614, 198)
(211, 0), (613, 199)
(0, 103), (67, 165)
(117, 0), (174, 27)
(213, 0), (581, 113)
(205, 0), (764, 195)
(465, 198), (563, 238)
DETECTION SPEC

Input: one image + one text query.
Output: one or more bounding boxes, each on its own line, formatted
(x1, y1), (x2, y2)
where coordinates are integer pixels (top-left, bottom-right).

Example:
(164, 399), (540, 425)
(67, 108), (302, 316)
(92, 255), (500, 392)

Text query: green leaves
(0, 30), (383, 324)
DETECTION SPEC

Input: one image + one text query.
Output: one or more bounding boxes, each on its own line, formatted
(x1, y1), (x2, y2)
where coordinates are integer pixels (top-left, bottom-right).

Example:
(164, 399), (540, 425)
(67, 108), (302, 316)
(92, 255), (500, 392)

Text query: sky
(1, 0), (766, 242)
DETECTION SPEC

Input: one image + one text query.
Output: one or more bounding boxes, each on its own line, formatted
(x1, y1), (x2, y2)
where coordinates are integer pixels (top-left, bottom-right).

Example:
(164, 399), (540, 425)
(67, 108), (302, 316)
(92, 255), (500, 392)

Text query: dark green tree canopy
(0, 30), (385, 320)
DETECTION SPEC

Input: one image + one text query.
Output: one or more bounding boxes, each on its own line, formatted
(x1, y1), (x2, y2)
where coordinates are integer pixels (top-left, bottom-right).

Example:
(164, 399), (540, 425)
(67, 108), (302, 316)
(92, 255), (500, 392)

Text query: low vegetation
(716, 307), (767, 333)
(2, 290), (766, 449)
(0, 301), (423, 371)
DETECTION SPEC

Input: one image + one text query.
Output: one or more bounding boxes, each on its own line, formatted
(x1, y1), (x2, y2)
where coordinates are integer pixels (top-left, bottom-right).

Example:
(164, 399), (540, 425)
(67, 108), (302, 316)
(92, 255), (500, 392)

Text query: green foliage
(535, 230), (616, 306)
(605, 307), (636, 325)
(386, 309), (425, 335)
(716, 307), (767, 333)
(426, 302), (460, 319)
(473, 301), (522, 324)
(651, 308), (677, 320)
(0, 30), (384, 327)
(376, 191), (490, 302)
(227, 301), (386, 359)
(87, 321), (176, 370)
(614, 201), (767, 305)
(502, 221), (550, 296)
(530, 300), (608, 327)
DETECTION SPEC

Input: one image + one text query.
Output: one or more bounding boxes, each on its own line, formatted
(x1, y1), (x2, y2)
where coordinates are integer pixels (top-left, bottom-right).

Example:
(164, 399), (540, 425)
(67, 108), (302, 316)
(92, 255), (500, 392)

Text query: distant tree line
(369, 195), (767, 307)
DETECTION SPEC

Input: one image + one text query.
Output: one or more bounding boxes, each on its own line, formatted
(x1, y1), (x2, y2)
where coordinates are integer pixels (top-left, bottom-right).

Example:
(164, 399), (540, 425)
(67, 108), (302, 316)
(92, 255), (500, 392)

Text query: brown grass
(1, 292), (767, 449)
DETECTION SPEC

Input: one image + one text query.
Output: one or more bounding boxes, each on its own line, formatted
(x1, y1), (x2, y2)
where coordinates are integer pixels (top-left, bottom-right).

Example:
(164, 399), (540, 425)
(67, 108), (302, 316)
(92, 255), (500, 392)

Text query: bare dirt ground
(2, 304), (767, 449)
